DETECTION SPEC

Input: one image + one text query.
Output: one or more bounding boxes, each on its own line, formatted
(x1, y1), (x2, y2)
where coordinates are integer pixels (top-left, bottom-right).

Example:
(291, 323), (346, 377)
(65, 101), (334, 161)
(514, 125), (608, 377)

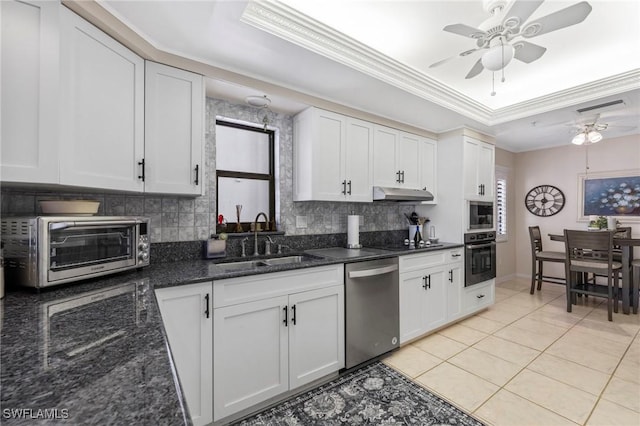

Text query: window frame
(495, 165), (509, 242)
(215, 120), (276, 230)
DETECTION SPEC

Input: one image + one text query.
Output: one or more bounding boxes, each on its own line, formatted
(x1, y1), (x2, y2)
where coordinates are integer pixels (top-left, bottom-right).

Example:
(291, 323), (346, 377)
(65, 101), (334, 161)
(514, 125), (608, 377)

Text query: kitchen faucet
(253, 212), (269, 256)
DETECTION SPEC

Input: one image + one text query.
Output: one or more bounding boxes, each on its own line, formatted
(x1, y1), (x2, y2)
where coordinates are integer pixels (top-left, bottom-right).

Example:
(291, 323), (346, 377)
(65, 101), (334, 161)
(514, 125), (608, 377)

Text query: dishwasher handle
(348, 264), (398, 279)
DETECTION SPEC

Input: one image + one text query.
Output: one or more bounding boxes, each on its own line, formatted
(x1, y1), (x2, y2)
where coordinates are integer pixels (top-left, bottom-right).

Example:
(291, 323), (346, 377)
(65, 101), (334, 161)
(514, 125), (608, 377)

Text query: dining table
(549, 232), (639, 315)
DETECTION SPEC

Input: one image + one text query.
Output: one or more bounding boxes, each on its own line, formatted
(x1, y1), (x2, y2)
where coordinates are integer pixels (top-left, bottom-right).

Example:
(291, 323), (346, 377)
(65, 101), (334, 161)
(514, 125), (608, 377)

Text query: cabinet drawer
(400, 252), (446, 272)
(213, 264), (344, 308)
(462, 280), (495, 314)
(446, 249), (463, 264)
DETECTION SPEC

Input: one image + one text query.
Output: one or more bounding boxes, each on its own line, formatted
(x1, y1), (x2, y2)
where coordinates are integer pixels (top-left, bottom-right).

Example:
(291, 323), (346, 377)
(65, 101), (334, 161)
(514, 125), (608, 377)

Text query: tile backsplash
(1, 98), (414, 242)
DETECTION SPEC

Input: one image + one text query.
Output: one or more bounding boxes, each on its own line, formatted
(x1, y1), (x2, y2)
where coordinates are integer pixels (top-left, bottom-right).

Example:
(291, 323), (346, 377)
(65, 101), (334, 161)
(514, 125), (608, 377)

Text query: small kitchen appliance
(1, 216), (150, 288)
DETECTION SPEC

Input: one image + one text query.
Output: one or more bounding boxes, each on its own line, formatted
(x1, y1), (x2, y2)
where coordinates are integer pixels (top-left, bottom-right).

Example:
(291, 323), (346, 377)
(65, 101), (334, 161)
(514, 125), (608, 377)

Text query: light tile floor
(383, 278), (640, 426)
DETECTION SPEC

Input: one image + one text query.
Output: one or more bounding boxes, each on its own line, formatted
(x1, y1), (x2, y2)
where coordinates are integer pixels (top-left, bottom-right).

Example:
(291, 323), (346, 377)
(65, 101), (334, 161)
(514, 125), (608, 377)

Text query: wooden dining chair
(564, 229), (622, 321)
(632, 259), (640, 315)
(529, 226), (565, 294)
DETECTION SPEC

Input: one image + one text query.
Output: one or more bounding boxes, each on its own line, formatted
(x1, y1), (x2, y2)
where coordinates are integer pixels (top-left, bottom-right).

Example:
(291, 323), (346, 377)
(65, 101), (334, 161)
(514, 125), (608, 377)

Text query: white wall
(513, 134), (640, 279)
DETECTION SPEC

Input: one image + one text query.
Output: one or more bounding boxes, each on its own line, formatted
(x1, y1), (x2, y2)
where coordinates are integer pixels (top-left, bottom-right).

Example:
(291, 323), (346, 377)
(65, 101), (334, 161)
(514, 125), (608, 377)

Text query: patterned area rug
(235, 361), (485, 425)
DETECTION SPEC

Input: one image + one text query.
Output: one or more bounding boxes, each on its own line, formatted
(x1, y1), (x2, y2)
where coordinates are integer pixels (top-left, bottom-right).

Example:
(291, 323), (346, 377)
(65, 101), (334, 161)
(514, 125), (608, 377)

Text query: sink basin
(260, 255), (312, 266)
(214, 254), (320, 271)
(215, 260), (264, 271)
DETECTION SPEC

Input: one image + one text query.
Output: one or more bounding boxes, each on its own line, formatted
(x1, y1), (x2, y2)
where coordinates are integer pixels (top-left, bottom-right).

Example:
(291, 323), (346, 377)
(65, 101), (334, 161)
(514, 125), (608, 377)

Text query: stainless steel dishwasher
(345, 256), (399, 369)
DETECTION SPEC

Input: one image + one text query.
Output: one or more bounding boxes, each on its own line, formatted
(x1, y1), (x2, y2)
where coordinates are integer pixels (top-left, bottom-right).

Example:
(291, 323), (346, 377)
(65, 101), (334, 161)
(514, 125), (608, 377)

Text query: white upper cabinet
(372, 126), (399, 188)
(1, 0), (59, 184)
(373, 126), (433, 191)
(397, 132), (421, 189)
(59, 6), (145, 192)
(419, 137), (438, 203)
(294, 107), (372, 202)
(463, 137), (495, 200)
(144, 61), (204, 195)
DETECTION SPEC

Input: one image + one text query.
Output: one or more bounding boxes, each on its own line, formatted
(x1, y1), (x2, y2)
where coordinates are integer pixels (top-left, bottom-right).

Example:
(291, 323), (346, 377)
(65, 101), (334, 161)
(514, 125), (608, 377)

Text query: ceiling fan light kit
(572, 129), (603, 145)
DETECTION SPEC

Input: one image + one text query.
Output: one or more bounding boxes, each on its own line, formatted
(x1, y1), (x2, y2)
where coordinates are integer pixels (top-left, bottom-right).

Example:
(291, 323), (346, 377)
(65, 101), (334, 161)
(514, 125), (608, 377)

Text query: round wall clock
(525, 185), (565, 217)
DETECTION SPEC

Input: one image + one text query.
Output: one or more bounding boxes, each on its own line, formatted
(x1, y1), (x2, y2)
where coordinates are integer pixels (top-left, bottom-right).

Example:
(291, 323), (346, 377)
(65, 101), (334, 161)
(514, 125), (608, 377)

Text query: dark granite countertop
(0, 243), (463, 425)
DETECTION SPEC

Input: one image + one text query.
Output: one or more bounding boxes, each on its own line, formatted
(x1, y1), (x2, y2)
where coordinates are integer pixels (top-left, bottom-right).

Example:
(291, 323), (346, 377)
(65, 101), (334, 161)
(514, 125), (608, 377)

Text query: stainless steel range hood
(373, 186), (434, 202)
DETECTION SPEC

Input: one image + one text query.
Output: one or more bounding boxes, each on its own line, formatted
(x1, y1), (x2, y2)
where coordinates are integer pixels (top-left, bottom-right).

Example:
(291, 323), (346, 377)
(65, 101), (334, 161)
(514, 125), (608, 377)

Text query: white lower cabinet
(462, 279), (495, 315)
(155, 282), (213, 426)
(399, 249), (464, 344)
(212, 265), (345, 422)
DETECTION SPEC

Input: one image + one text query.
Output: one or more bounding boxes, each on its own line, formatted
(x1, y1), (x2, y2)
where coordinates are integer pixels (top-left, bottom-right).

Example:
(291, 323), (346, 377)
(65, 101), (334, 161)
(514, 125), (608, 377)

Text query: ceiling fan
(569, 113), (637, 145)
(430, 0), (593, 94)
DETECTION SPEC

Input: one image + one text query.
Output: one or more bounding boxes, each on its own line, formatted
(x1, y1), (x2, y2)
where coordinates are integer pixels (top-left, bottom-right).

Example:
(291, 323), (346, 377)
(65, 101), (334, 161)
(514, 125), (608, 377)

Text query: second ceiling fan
(430, 0), (593, 93)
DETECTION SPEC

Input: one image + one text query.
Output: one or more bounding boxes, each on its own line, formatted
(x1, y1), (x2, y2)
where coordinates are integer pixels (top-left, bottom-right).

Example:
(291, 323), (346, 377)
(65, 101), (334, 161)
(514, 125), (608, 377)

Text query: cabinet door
(419, 138), (437, 201)
(288, 285), (345, 389)
(345, 118), (373, 202)
(397, 132), (421, 189)
(445, 263), (463, 321)
(59, 7), (144, 192)
(144, 61), (204, 195)
(1, 0), (59, 184)
(373, 126), (400, 187)
(477, 143), (495, 199)
(399, 270), (427, 344)
(423, 267), (447, 332)
(155, 283), (213, 426)
(313, 110), (346, 201)
(463, 138), (481, 199)
(213, 296), (289, 421)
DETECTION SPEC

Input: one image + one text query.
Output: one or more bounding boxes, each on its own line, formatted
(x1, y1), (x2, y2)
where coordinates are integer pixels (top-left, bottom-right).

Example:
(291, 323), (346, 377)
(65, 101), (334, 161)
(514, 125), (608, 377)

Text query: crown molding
(242, 1), (640, 126)
(241, 0), (493, 123)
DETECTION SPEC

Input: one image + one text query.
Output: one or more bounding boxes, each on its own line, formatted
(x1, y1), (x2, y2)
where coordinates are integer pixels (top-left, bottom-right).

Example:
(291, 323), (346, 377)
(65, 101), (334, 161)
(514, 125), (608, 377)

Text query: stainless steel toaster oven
(1, 216), (150, 288)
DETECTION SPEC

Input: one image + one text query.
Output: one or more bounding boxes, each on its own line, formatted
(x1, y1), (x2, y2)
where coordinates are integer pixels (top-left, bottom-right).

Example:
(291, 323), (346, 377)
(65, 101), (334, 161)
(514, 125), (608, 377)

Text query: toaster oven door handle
(49, 219), (143, 231)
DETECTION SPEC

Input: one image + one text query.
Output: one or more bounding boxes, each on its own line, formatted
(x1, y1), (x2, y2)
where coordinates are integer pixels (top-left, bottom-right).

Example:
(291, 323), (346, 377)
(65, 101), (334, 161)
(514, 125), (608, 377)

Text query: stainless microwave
(1, 216), (150, 288)
(468, 201), (494, 230)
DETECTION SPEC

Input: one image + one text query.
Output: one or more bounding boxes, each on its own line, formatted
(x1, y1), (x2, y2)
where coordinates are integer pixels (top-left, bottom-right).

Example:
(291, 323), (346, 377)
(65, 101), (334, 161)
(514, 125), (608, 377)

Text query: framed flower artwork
(578, 169), (640, 221)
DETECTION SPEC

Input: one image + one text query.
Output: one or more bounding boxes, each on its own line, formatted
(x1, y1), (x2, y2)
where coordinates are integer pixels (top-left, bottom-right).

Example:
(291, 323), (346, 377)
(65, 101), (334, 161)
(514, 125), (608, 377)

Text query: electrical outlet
(296, 215), (307, 228)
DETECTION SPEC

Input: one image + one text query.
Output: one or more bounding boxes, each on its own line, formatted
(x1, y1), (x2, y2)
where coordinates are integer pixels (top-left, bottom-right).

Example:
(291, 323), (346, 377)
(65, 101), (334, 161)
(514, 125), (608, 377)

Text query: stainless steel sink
(260, 255), (310, 266)
(214, 254), (320, 270)
(215, 260), (265, 271)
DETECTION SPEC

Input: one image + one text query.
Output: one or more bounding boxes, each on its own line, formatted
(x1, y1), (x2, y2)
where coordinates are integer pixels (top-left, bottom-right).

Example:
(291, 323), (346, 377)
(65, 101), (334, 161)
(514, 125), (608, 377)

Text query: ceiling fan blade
(502, 0), (544, 29)
(443, 23), (486, 39)
(521, 1), (592, 39)
(429, 48), (482, 68)
(513, 41), (546, 63)
(465, 58), (484, 79)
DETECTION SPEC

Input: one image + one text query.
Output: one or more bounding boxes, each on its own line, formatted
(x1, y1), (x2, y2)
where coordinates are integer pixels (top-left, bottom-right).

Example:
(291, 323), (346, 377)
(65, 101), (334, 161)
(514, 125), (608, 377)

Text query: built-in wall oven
(464, 232), (496, 286)
(468, 201), (494, 230)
